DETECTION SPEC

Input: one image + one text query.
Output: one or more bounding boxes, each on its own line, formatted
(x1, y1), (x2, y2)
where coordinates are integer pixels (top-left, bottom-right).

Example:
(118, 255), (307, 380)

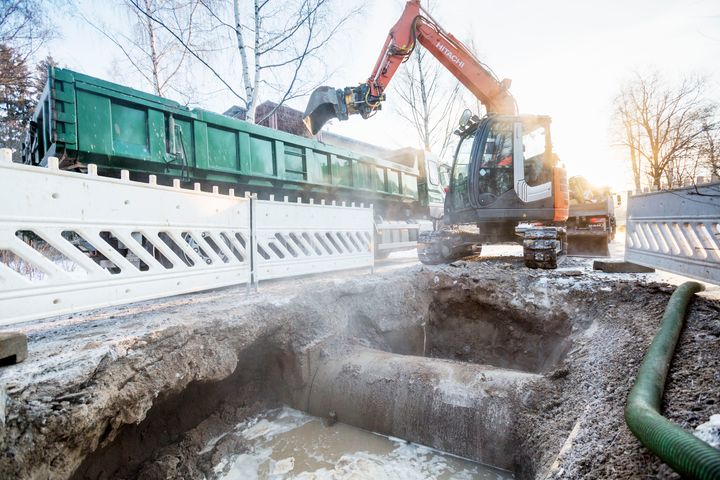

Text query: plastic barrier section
(0, 151), (376, 325)
(625, 183), (720, 285)
(0, 155), (251, 325)
(253, 197), (374, 281)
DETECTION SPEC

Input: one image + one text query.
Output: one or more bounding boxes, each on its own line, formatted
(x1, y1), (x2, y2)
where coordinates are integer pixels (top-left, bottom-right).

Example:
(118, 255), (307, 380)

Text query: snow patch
(695, 414), (720, 449)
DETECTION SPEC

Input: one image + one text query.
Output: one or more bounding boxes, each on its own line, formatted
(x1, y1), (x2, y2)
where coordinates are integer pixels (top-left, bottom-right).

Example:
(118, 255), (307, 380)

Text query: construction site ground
(1, 239), (719, 479)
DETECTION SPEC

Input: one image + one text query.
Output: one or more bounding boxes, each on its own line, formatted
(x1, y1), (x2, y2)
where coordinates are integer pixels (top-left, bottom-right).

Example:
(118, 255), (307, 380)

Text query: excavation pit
(5, 262), (717, 480)
(70, 339), (524, 479)
(362, 290), (575, 375)
(422, 291), (573, 373)
(66, 269), (580, 479)
(196, 406), (513, 479)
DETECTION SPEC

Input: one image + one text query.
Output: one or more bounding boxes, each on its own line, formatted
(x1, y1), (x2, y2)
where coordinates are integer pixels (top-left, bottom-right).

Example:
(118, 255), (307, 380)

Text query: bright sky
(44, 0), (720, 192)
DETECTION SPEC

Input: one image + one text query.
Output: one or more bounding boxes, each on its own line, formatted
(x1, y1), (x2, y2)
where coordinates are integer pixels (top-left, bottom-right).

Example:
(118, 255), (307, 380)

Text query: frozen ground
(381, 237), (720, 300)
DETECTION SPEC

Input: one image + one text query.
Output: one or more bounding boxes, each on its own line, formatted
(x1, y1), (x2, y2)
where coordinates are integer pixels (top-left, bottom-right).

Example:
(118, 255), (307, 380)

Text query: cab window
(450, 132), (474, 207)
(523, 124), (552, 187)
(477, 122), (514, 197)
(451, 134), (473, 184)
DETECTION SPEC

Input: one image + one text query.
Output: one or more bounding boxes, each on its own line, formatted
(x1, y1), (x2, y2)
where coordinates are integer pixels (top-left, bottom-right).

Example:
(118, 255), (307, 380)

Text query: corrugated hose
(625, 281), (720, 479)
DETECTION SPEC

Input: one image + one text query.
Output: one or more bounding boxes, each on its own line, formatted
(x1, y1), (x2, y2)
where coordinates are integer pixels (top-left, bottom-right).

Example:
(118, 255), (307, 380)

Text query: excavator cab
(418, 112), (568, 267)
(445, 112), (560, 227)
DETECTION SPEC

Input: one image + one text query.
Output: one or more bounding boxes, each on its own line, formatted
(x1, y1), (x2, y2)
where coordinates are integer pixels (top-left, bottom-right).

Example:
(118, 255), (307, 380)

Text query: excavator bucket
(567, 232), (611, 257)
(303, 86), (345, 135)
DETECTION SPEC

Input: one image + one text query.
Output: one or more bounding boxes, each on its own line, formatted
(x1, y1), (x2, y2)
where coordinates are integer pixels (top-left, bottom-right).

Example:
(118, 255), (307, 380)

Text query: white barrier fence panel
(253, 197), (374, 281)
(0, 155), (252, 325)
(625, 182), (720, 285)
(375, 221), (432, 253)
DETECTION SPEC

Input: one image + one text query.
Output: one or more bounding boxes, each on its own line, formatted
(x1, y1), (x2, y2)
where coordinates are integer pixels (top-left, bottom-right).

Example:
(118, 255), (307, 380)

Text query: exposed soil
(0, 271), (432, 480)
(71, 340), (279, 479)
(424, 285), (573, 373)
(0, 254), (718, 479)
(498, 262), (720, 479)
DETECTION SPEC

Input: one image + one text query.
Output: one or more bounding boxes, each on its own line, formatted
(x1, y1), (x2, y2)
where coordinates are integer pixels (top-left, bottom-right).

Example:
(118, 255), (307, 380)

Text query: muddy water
(210, 407), (513, 479)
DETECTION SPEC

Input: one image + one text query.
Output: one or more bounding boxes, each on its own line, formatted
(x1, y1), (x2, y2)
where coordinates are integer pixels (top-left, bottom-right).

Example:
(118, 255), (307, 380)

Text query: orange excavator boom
(304, 0), (516, 134)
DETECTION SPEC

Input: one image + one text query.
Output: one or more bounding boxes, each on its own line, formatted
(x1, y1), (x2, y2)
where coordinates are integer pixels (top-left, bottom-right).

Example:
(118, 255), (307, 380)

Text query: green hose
(625, 281), (720, 479)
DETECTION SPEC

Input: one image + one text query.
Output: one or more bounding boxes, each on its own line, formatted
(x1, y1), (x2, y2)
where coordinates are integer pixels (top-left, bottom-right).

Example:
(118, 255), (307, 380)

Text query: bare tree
(698, 117), (720, 179)
(392, 1), (463, 159)
(82, 0), (211, 100)
(616, 106), (643, 193)
(225, 0), (359, 123)
(394, 45), (463, 159)
(0, 0), (54, 59)
(613, 72), (715, 191)
(121, 0), (357, 122)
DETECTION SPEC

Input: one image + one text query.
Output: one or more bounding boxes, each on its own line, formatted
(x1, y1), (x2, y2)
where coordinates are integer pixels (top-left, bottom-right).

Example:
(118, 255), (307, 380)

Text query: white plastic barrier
(0, 150), (376, 325)
(253, 196), (374, 281)
(375, 221), (431, 253)
(0, 153), (252, 325)
(625, 183), (720, 285)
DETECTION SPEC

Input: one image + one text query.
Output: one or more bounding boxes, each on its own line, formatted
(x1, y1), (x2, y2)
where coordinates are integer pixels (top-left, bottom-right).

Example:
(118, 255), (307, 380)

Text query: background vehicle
(567, 176), (616, 257)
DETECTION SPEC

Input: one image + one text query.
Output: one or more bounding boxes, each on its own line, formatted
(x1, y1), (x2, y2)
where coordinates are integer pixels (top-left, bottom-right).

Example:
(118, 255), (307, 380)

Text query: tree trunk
(248, 0), (261, 124)
(415, 49), (430, 150)
(651, 163), (663, 190)
(625, 123), (641, 193)
(233, 0), (254, 120)
(664, 162), (674, 189)
(143, 0), (162, 96)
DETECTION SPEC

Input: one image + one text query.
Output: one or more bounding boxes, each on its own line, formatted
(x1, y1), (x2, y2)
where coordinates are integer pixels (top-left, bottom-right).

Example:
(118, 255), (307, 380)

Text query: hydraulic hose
(625, 281), (720, 479)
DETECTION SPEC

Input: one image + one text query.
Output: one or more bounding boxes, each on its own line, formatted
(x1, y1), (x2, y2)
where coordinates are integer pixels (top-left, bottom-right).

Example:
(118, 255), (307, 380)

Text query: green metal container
(23, 68), (445, 222)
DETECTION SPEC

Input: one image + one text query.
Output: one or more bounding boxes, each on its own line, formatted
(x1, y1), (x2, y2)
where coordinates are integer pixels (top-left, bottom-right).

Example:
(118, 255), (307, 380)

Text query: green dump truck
(22, 68), (447, 257)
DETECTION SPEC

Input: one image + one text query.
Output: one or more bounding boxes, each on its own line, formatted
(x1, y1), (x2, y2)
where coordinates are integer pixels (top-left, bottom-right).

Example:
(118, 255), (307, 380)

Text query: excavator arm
(303, 0), (517, 134)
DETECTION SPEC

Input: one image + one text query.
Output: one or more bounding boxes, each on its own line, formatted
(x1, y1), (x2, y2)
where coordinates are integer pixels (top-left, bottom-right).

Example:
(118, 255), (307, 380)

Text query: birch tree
(226, 0), (358, 123)
(122, 0), (357, 121)
(85, 0), (210, 100)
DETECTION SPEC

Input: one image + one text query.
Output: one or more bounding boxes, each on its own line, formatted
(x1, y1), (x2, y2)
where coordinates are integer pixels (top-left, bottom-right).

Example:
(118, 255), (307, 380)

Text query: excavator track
(522, 227), (566, 269)
(417, 229), (477, 265)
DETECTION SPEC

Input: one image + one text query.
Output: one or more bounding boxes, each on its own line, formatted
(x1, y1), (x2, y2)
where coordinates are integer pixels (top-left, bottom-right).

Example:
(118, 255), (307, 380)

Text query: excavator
(303, 0), (573, 268)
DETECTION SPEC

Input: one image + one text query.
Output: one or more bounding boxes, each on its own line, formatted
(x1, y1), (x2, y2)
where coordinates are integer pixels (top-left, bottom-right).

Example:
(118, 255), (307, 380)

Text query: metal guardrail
(625, 183), (720, 285)
(0, 150), (374, 325)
